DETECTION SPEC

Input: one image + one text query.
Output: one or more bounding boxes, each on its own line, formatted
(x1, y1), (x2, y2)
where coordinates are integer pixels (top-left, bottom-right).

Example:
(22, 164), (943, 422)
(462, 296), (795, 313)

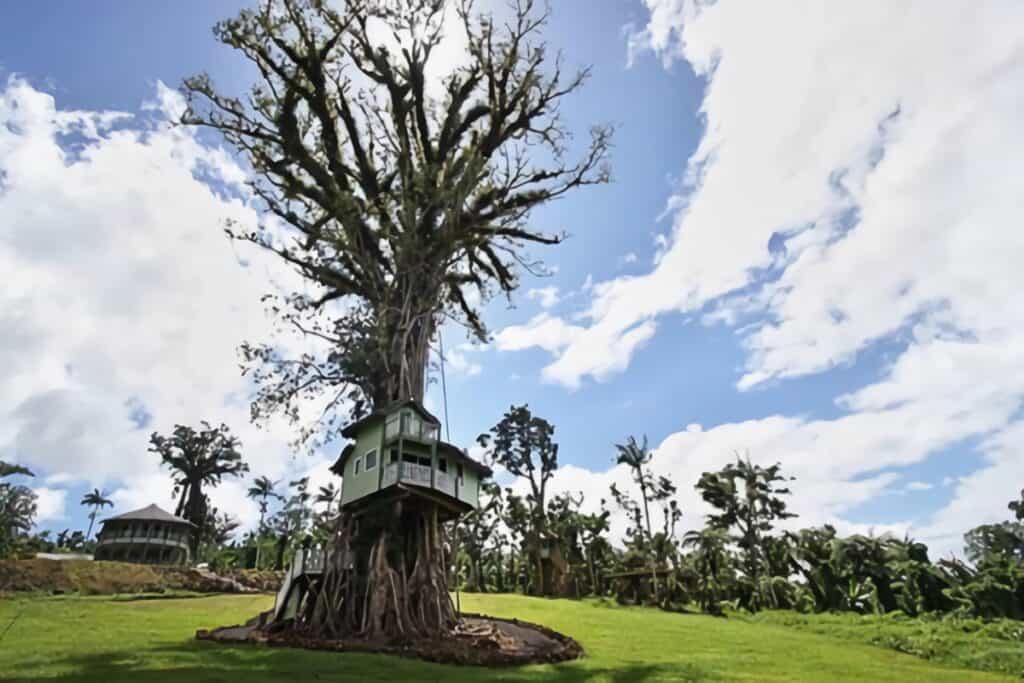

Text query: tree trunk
(294, 309), (456, 640)
(588, 547), (597, 596)
(379, 292), (435, 406)
(174, 484), (189, 518)
(305, 501), (457, 641)
(184, 483), (205, 558)
(634, 469), (660, 605)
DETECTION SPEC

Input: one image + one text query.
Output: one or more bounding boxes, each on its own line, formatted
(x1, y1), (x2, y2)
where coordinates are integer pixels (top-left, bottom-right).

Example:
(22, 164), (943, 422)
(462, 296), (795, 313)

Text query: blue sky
(2, 1), (1022, 557)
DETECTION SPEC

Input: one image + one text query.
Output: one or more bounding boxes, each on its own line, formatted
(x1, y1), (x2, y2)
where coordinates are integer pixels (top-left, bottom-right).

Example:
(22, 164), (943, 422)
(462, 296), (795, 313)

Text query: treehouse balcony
(380, 460), (457, 498)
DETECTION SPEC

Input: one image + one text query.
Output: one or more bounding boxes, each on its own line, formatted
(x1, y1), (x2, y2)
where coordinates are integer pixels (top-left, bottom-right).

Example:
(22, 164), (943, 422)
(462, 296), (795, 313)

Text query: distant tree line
(450, 405), (1024, 622)
(3, 410), (1023, 625)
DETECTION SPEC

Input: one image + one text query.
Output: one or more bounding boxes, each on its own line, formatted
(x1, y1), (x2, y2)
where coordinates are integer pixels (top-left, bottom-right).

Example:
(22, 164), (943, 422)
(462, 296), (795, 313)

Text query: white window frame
(364, 448), (378, 471)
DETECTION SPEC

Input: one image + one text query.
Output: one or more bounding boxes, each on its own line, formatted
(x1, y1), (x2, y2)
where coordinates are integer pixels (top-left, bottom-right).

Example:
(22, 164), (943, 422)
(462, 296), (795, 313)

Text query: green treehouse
(330, 400), (491, 517)
(272, 400), (490, 624)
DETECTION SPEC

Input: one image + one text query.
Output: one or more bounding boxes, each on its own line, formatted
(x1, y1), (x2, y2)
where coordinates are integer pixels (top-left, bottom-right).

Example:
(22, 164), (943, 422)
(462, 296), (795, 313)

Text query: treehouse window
(457, 464), (464, 483)
(389, 449), (398, 464)
(422, 422), (439, 441)
(401, 410), (422, 438)
(438, 458), (448, 473)
(354, 457), (362, 475)
(365, 449), (377, 470)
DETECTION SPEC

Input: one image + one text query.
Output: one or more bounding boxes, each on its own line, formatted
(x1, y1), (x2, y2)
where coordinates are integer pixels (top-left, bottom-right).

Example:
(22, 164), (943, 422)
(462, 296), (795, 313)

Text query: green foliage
(0, 459), (37, 559)
(1008, 489), (1024, 522)
(477, 405), (561, 595)
(681, 527), (732, 615)
(965, 522), (1024, 564)
(693, 455), (795, 612)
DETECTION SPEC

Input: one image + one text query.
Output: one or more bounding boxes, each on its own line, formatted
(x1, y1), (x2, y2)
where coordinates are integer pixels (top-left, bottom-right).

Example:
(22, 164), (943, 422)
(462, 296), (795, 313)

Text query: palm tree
(614, 435), (678, 603)
(149, 422), (249, 555)
(247, 476), (282, 533)
(614, 436), (655, 539)
(80, 488), (113, 540)
(247, 475), (282, 568)
(288, 477), (312, 535)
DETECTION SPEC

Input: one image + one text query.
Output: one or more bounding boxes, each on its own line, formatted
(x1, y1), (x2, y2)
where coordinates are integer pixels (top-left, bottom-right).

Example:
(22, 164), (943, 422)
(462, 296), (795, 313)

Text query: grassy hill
(0, 593), (1016, 682)
(0, 559), (282, 594)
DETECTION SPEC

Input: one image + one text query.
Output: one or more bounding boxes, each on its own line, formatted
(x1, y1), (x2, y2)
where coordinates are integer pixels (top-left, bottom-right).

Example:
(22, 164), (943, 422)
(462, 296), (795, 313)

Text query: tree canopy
(182, 0), (611, 448)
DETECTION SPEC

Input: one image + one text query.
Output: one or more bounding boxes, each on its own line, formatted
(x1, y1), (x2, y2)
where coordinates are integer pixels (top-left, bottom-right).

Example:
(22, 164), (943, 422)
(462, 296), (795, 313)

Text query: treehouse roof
(340, 398), (440, 439)
(438, 441), (493, 478)
(100, 504), (196, 527)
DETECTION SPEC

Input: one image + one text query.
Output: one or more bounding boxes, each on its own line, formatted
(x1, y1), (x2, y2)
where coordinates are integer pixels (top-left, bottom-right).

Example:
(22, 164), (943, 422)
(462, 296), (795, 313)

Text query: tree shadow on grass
(5, 641), (720, 683)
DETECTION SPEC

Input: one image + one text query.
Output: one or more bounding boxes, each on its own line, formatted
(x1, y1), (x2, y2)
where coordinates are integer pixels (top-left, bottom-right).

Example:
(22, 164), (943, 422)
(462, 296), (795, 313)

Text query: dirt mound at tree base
(196, 612), (583, 667)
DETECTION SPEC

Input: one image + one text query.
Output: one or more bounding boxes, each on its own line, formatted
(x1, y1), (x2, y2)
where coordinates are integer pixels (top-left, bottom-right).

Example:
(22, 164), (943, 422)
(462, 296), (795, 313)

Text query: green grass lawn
(0, 593), (1015, 682)
(741, 609), (1024, 678)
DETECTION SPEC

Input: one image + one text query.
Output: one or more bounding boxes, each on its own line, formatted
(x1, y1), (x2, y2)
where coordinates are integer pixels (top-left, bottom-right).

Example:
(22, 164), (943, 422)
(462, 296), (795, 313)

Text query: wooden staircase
(272, 545), (326, 622)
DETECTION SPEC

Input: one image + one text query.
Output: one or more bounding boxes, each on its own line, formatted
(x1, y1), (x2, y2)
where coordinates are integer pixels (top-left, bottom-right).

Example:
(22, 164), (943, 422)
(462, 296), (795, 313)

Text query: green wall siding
(458, 467), (480, 506)
(340, 419), (383, 506)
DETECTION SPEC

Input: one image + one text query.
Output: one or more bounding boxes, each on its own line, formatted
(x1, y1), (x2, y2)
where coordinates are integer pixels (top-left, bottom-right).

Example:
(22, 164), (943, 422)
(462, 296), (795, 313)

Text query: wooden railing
(97, 535), (189, 550)
(380, 462), (458, 498)
(273, 545), (327, 622)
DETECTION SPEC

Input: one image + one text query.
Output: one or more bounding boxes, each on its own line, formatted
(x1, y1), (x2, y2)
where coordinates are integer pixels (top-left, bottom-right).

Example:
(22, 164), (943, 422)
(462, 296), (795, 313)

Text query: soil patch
(196, 612), (583, 667)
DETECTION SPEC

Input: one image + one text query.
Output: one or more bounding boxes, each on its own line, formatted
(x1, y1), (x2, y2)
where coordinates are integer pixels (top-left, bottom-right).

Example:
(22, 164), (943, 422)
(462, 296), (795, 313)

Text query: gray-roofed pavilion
(94, 504), (195, 565)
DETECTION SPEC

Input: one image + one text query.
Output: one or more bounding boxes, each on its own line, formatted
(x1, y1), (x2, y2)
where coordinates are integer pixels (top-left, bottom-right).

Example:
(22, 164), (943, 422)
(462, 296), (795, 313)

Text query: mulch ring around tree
(196, 611), (584, 667)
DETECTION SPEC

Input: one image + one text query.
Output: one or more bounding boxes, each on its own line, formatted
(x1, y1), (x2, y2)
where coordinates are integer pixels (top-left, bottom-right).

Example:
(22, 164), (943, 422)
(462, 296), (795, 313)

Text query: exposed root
(299, 500), (457, 642)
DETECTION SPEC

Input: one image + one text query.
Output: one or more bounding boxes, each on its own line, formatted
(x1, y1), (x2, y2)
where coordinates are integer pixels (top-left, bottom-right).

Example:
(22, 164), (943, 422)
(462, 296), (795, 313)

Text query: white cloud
(550, 1), (1024, 392)
(492, 1), (1024, 552)
(0, 77), (322, 531)
(526, 286), (561, 309)
(621, 252), (638, 265)
(33, 487), (67, 524)
(441, 341), (484, 378)
(521, 415), (917, 552)
(494, 313), (583, 355)
(522, 401), (1007, 556)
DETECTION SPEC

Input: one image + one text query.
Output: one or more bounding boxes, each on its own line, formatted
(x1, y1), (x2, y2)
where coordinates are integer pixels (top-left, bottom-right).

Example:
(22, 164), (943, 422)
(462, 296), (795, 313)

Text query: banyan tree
(183, 0), (610, 640)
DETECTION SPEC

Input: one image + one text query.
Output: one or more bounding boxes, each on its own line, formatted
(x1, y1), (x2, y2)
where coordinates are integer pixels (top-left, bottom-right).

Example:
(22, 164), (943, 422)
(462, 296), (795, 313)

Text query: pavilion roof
(101, 504), (196, 527)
